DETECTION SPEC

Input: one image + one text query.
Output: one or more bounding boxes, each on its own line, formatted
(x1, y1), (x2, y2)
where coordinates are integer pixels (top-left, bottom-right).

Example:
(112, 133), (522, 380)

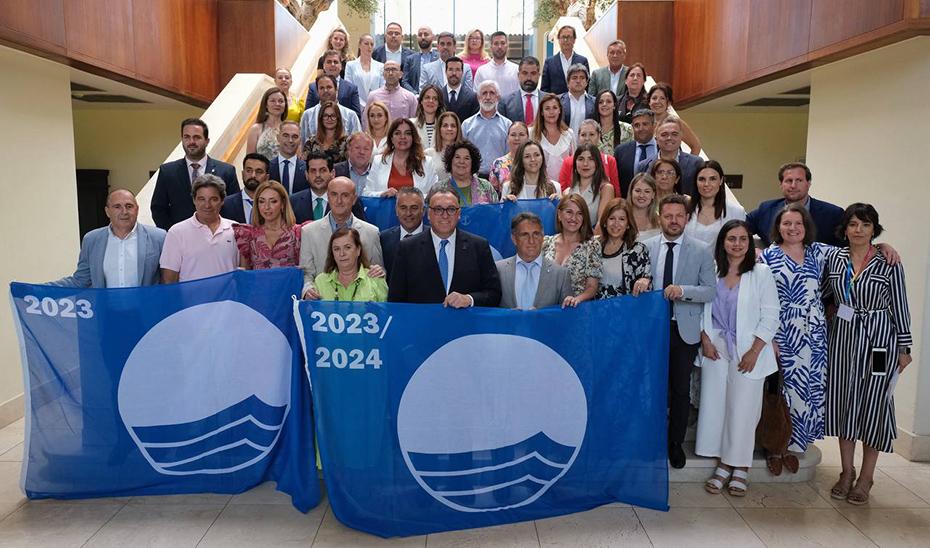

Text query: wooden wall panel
(618, 1), (675, 83)
(672, 0), (709, 100)
(923, 0), (930, 17)
(0, 0), (66, 54)
(185, 0), (220, 99)
(218, 0), (276, 88)
(703, 0), (750, 87)
(64, 0), (135, 73)
(274, 0), (309, 72)
(747, 0), (812, 73)
(809, 0), (905, 51)
(132, 0), (186, 95)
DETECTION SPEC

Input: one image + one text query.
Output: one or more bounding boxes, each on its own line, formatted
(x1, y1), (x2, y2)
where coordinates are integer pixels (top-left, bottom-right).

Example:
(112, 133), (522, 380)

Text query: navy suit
(387, 229), (501, 306)
(636, 151), (704, 197)
(269, 156), (309, 194)
(560, 92), (596, 126)
(499, 89), (543, 123)
(305, 78), (362, 119)
(443, 85), (479, 124)
(747, 197), (844, 247)
(372, 45), (415, 64)
(379, 225), (403, 278)
(220, 192), (249, 223)
(289, 189), (367, 224)
(540, 53), (589, 95)
(614, 140), (656, 197)
(401, 50), (438, 92)
(151, 157), (240, 230)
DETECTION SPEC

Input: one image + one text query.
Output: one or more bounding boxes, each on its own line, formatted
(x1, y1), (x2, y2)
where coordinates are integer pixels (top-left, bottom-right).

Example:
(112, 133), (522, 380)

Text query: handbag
(755, 364), (792, 455)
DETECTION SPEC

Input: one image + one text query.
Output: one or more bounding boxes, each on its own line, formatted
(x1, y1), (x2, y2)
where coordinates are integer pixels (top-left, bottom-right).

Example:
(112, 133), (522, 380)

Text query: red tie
(524, 94), (534, 126)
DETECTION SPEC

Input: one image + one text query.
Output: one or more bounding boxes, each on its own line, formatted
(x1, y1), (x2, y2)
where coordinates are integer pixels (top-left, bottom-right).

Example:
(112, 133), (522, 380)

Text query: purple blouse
(712, 278), (740, 360)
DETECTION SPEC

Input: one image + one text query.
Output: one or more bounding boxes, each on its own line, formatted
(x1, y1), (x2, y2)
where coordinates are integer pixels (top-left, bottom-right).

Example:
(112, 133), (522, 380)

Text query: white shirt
(655, 233), (684, 289)
(242, 193), (254, 223)
(431, 229), (457, 293)
(446, 83), (463, 101)
(522, 91), (539, 120)
(559, 52), (573, 79)
(474, 59), (520, 98)
(103, 223), (140, 288)
(568, 93), (587, 137)
(276, 154), (299, 193)
(400, 223), (424, 240)
(186, 156), (209, 181)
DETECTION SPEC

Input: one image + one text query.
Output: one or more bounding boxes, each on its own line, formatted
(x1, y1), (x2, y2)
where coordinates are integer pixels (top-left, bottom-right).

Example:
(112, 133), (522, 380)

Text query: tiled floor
(1, 418), (929, 547)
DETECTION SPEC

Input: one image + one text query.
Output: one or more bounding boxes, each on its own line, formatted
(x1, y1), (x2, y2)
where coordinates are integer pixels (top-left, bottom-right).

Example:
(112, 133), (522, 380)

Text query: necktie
(190, 162), (200, 181)
(313, 197), (325, 220)
(519, 261), (538, 310)
(403, 233), (413, 239)
(281, 159), (290, 193)
(664, 242), (676, 316)
(524, 94), (534, 126)
(638, 144), (649, 165)
(449, 90), (457, 105)
(438, 239), (450, 292)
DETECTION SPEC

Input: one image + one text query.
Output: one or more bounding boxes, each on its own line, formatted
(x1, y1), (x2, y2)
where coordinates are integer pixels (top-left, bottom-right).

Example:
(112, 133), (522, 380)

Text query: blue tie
(281, 159), (290, 193)
(519, 261), (538, 310)
(438, 239), (450, 292)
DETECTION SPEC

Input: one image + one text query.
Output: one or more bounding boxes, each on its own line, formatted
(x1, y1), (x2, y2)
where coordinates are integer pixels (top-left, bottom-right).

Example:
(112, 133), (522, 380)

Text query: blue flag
(10, 268), (319, 512)
(360, 197), (557, 259)
(295, 295), (670, 537)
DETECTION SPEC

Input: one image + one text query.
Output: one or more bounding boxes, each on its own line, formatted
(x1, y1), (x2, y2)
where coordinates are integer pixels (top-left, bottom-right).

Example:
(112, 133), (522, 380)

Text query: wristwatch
(900, 347), (911, 355)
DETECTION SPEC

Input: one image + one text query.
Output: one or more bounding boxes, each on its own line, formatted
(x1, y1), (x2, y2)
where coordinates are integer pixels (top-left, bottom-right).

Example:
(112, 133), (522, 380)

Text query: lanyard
(336, 277), (360, 302)
(844, 246), (874, 303)
(450, 179), (470, 205)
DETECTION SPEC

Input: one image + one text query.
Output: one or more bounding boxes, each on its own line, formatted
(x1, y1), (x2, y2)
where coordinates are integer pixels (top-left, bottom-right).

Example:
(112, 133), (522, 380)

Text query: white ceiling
(69, 67), (194, 110)
(683, 70), (812, 114)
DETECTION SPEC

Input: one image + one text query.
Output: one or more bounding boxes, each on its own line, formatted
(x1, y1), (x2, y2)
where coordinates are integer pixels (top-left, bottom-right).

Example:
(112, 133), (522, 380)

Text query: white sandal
(705, 466), (731, 494)
(728, 468), (749, 497)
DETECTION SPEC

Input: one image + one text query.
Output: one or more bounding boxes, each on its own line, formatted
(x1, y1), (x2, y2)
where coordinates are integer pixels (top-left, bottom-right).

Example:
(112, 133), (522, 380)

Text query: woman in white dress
(411, 85), (444, 151)
(685, 160), (746, 245)
(532, 94), (574, 183)
(425, 111), (462, 184)
(629, 173), (661, 242)
(500, 141), (559, 201)
(345, 34), (384, 111)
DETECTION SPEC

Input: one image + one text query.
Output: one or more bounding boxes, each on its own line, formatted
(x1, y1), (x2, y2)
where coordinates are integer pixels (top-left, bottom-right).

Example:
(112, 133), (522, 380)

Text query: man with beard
(474, 31), (519, 98)
(221, 153), (270, 223)
(441, 56), (479, 122)
(269, 121), (307, 194)
(419, 32), (474, 92)
(462, 80), (511, 177)
(367, 60), (418, 121)
(401, 26), (438, 92)
(151, 118), (239, 229)
(305, 50), (362, 118)
(499, 57), (543, 125)
(290, 151), (366, 223)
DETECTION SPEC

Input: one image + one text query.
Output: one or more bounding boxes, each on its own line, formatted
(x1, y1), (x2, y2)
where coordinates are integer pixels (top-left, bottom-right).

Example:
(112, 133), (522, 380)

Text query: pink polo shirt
(160, 215), (239, 281)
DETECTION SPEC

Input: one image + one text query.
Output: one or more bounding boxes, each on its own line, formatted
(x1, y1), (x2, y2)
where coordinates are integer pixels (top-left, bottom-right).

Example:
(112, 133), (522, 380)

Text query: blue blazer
(220, 192), (249, 224)
(560, 92), (596, 126)
(305, 78), (362, 119)
(401, 50), (438, 92)
(151, 157), (240, 230)
(499, 89), (543, 123)
(540, 53), (588, 95)
(442, 85), (479, 124)
(49, 224), (166, 288)
(636, 151), (703, 197)
(379, 225), (402, 279)
(747, 196), (844, 247)
(268, 156), (309, 194)
(289, 189), (367, 224)
(372, 45), (415, 64)
(614, 140), (644, 197)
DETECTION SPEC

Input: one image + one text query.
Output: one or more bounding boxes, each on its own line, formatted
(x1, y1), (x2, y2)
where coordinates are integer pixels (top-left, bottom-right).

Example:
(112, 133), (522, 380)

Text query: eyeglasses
(655, 169), (677, 177)
(558, 35), (574, 41)
(322, 113), (338, 119)
(383, 67), (400, 72)
(430, 206), (460, 216)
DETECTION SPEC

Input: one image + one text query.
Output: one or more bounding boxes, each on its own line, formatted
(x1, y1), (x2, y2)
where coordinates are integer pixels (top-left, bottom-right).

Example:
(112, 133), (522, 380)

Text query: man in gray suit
(637, 194), (716, 468)
(498, 56), (543, 125)
(299, 177), (383, 298)
(497, 213), (572, 309)
(419, 32), (474, 92)
(51, 189), (165, 288)
(588, 40), (628, 97)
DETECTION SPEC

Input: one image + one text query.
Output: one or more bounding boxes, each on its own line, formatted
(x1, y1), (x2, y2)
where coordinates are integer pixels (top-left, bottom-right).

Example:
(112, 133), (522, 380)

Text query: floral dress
(542, 235), (602, 296)
(597, 242), (651, 298)
(489, 154), (514, 193)
(233, 223), (303, 269)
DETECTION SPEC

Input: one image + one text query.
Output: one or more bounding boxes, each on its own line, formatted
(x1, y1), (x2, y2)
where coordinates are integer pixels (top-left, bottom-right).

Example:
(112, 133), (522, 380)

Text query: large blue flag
(295, 295), (670, 537)
(360, 197), (557, 259)
(9, 268), (319, 511)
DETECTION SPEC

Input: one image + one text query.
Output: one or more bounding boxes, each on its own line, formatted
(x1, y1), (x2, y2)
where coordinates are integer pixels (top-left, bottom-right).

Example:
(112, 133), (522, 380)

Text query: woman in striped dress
(823, 203), (912, 506)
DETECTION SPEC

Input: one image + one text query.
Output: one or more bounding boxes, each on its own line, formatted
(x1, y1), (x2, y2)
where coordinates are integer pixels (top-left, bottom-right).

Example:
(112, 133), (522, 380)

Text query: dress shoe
(669, 442), (686, 469)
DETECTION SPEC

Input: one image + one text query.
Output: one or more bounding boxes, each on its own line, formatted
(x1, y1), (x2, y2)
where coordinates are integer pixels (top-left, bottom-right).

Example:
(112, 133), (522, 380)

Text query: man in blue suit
(541, 25), (589, 95)
(221, 153), (270, 224)
(419, 32), (474, 92)
(441, 57), (480, 123)
(51, 189), (165, 288)
(499, 56), (544, 125)
(614, 109), (657, 196)
(401, 26), (439, 93)
(560, 64), (596, 135)
(373, 22), (415, 65)
(636, 118), (703, 196)
(380, 187), (425, 278)
(747, 163), (844, 247)
(151, 118), (240, 230)
(305, 50), (362, 119)
(267, 121), (307, 195)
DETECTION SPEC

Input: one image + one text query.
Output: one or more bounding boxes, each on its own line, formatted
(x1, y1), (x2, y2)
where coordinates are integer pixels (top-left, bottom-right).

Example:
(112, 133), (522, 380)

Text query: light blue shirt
(347, 161), (372, 196)
(462, 110), (512, 173)
(299, 104), (362, 143)
(242, 194), (254, 224)
(635, 138), (657, 166)
(103, 224), (140, 288)
(328, 212), (355, 233)
(431, 229), (456, 293)
(515, 255), (543, 310)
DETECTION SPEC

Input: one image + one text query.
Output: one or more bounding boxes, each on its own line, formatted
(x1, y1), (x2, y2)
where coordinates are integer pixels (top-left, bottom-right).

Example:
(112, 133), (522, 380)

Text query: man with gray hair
(588, 40), (629, 96)
(159, 174), (239, 283)
(462, 80), (511, 178)
(560, 63), (595, 139)
(334, 132), (375, 195)
(497, 212), (572, 309)
(379, 186), (426, 278)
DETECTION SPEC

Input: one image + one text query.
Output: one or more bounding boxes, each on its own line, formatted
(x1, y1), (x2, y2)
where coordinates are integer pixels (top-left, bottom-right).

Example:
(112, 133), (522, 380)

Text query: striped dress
(823, 248), (912, 453)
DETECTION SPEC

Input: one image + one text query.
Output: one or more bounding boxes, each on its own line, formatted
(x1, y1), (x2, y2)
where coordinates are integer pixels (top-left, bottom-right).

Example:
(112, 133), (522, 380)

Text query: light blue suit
(419, 59), (474, 92)
(50, 224), (166, 288)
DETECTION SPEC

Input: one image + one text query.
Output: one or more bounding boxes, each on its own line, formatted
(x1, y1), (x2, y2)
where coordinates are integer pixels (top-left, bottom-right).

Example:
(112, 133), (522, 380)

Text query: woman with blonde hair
(542, 194), (602, 307)
(364, 100), (391, 154)
(233, 181), (303, 270)
(316, 28), (353, 77)
(425, 111), (462, 182)
(345, 33), (384, 110)
(459, 29), (490, 75)
(628, 173), (661, 241)
(273, 67), (305, 123)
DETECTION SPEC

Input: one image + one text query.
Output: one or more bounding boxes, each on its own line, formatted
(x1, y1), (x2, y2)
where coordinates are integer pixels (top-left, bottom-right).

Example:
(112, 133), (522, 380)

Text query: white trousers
(695, 355), (765, 468)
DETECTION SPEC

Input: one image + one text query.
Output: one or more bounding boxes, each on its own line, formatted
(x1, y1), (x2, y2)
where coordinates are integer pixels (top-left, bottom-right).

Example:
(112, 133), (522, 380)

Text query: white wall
(806, 37), (930, 459)
(0, 47), (80, 426)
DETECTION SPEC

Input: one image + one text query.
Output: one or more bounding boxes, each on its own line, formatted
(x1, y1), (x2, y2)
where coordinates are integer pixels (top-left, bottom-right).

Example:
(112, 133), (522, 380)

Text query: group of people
(55, 24), (914, 506)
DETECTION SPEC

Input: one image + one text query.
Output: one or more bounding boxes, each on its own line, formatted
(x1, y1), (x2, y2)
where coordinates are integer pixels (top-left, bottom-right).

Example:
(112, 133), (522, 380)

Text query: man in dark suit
(221, 153), (270, 223)
(747, 163), (844, 247)
(290, 151), (366, 223)
(614, 109), (657, 196)
(636, 118), (703, 196)
(560, 64), (596, 135)
(151, 118), (240, 230)
(388, 186), (501, 307)
(540, 25), (589, 95)
(268, 121), (307, 194)
(499, 56), (543, 125)
(401, 25), (438, 92)
(373, 22), (415, 65)
(442, 57), (479, 123)
(379, 186), (425, 278)
(305, 50), (362, 119)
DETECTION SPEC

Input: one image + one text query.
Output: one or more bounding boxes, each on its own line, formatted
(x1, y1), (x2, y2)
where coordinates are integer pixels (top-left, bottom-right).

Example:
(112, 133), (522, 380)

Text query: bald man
(50, 189), (166, 288)
(366, 60), (418, 122)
